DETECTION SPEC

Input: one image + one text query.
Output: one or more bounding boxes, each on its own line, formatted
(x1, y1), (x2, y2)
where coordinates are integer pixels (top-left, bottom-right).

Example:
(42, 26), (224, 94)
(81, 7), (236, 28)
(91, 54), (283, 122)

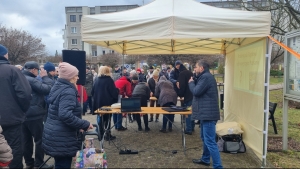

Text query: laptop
(121, 97), (142, 112)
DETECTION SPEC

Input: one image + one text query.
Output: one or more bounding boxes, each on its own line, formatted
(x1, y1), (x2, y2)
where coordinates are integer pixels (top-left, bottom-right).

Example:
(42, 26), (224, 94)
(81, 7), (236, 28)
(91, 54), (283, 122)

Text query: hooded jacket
(42, 78), (90, 157)
(169, 64), (187, 94)
(115, 76), (132, 98)
(0, 56), (31, 126)
(155, 76), (177, 106)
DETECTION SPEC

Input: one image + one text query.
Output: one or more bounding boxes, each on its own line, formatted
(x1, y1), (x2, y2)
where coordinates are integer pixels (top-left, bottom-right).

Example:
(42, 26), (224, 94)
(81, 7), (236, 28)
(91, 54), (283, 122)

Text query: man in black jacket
(177, 63), (194, 135)
(0, 44), (32, 168)
(170, 60), (187, 94)
(189, 60), (222, 168)
(22, 61), (53, 169)
(83, 67), (94, 115)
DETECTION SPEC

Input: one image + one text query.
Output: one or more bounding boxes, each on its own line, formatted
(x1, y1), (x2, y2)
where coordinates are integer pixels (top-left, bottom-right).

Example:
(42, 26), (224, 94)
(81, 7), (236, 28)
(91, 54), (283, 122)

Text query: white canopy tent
(82, 0), (271, 167)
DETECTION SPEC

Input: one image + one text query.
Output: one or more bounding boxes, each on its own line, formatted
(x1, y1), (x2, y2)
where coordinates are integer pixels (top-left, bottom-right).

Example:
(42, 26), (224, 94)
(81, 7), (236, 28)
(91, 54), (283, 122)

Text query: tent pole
(261, 37), (272, 168)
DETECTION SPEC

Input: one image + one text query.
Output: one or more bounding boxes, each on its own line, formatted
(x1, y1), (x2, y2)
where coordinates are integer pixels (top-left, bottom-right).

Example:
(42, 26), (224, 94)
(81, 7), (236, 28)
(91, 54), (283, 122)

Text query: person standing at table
(177, 63), (194, 135)
(188, 60), (223, 168)
(155, 76), (177, 133)
(114, 73), (132, 131)
(148, 70), (160, 122)
(92, 66), (119, 141)
(132, 80), (151, 132)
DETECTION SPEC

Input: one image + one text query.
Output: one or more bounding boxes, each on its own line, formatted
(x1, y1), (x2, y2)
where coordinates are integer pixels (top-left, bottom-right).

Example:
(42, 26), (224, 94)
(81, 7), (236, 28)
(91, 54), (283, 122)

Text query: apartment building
(62, 5), (139, 61)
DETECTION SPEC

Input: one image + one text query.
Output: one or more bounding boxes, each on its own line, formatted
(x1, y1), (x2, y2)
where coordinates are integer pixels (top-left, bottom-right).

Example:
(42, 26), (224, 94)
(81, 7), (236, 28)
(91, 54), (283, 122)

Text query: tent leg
(261, 38), (272, 168)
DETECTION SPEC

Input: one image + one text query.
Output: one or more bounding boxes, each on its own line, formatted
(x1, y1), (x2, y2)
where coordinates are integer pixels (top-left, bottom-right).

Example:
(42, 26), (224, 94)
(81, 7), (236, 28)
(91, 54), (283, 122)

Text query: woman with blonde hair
(92, 66), (119, 141)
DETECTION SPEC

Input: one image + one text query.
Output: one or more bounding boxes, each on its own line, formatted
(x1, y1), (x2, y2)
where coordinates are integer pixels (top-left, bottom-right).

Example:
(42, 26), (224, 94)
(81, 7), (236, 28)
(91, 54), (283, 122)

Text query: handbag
(217, 134), (246, 153)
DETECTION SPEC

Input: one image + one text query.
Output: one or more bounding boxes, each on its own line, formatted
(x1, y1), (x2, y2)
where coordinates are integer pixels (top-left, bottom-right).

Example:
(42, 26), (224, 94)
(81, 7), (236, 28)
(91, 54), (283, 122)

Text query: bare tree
(0, 25), (46, 65)
(232, 0), (300, 63)
(124, 55), (136, 65)
(44, 55), (62, 64)
(98, 54), (121, 68)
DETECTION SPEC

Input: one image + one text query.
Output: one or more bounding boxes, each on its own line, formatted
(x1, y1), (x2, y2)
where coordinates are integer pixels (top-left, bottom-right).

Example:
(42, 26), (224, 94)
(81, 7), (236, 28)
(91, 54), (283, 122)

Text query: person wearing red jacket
(76, 85), (88, 115)
(114, 76), (132, 131)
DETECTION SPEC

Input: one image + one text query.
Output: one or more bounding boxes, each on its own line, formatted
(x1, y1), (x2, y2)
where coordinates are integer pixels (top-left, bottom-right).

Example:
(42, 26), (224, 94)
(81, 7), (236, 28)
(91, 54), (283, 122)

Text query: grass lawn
(267, 89), (300, 168)
(269, 76), (284, 85)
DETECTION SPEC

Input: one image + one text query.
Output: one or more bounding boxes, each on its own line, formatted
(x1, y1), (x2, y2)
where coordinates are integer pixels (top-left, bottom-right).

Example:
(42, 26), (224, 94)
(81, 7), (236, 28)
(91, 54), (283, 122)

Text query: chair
(269, 102), (278, 134)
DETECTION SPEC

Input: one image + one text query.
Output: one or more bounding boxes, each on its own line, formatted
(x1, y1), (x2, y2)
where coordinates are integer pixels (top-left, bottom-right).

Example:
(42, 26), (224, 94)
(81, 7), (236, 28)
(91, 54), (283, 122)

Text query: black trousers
(99, 114), (112, 137)
(2, 124), (23, 168)
(134, 114), (149, 128)
(22, 118), (45, 167)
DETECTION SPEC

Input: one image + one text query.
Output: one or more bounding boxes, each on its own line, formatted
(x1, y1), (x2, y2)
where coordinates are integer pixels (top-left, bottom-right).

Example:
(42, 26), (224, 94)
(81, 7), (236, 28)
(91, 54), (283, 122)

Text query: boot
(138, 125), (143, 131)
(149, 117), (153, 122)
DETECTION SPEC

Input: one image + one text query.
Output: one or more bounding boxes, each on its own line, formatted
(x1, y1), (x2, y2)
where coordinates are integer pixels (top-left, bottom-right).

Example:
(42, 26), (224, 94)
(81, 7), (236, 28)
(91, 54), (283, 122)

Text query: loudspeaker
(62, 50), (86, 85)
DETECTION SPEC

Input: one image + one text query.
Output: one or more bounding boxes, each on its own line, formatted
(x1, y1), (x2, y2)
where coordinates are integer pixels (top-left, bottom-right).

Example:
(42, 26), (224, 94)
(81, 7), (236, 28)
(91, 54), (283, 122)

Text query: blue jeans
(184, 100), (194, 132)
(113, 114), (123, 129)
(54, 156), (73, 168)
(200, 120), (223, 169)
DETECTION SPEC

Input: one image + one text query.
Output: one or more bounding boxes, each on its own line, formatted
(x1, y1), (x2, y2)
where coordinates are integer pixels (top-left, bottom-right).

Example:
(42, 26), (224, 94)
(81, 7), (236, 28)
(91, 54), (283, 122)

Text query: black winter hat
(24, 61), (40, 70)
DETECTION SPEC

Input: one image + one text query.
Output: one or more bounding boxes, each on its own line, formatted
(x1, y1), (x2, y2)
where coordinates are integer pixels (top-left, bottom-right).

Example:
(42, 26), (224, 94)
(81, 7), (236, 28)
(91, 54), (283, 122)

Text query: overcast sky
(0, 0), (210, 55)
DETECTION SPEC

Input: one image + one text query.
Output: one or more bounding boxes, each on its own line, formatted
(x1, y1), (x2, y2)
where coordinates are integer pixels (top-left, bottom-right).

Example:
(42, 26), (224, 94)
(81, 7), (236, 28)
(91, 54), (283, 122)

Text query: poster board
(284, 30), (300, 98)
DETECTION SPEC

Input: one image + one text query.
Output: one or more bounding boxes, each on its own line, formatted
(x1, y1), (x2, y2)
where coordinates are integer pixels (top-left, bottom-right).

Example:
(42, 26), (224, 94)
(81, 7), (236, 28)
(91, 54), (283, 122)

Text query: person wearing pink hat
(42, 62), (93, 168)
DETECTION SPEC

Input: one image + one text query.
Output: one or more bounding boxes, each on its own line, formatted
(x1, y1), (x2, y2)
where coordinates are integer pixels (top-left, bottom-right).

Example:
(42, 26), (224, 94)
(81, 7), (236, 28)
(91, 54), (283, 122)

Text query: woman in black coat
(92, 66), (119, 141)
(42, 62), (92, 168)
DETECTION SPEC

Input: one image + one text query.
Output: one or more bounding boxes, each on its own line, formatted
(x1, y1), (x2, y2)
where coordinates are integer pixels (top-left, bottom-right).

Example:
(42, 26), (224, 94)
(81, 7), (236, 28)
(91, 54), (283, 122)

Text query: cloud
(0, 0), (205, 55)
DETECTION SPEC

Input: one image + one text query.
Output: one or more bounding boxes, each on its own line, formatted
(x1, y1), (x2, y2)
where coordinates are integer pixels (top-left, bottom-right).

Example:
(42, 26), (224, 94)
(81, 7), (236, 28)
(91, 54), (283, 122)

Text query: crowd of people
(0, 43), (223, 168)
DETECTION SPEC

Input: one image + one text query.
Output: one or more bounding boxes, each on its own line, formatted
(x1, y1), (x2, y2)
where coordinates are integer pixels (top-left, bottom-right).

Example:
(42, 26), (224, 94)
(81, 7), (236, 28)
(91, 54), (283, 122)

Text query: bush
(218, 64), (224, 74)
(270, 70), (284, 77)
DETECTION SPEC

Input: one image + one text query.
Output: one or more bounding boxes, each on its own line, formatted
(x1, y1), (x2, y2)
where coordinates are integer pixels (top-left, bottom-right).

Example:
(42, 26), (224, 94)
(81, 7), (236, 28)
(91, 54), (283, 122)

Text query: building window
(92, 51), (97, 56)
(70, 15), (76, 22)
(79, 15), (82, 22)
(102, 50), (105, 55)
(71, 39), (77, 45)
(71, 27), (76, 33)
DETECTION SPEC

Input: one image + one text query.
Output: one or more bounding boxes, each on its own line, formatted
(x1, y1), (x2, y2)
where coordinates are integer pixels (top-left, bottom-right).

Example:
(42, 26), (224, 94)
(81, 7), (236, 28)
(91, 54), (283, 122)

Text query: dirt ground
(68, 113), (273, 168)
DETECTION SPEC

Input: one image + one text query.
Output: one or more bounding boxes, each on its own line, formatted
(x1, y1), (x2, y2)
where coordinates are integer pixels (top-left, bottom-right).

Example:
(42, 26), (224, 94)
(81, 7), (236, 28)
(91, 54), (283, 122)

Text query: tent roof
(81, 0), (271, 55)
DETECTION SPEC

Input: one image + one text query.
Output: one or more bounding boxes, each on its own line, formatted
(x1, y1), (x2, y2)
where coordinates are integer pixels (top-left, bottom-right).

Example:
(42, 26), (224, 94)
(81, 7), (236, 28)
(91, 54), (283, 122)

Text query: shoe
(149, 118), (153, 122)
(155, 118), (159, 122)
(117, 126), (127, 131)
(184, 131), (192, 135)
(159, 129), (167, 133)
(82, 114), (85, 116)
(39, 164), (54, 169)
(105, 135), (116, 141)
(138, 127), (143, 131)
(168, 128), (172, 132)
(192, 159), (210, 166)
(145, 127), (150, 132)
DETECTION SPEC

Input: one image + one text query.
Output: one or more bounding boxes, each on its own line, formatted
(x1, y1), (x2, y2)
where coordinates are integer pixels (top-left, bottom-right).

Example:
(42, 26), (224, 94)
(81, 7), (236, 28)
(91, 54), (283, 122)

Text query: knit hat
(152, 70), (159, 77)
(175, 60), (182, 66)
(137, 68), (141, 72)
(132, 74), (138, 80)
(44, 62), (55, 72)
(58, 62), (78, 80)
(149, 66), (154, 69)
(0, 44), (8, 57)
